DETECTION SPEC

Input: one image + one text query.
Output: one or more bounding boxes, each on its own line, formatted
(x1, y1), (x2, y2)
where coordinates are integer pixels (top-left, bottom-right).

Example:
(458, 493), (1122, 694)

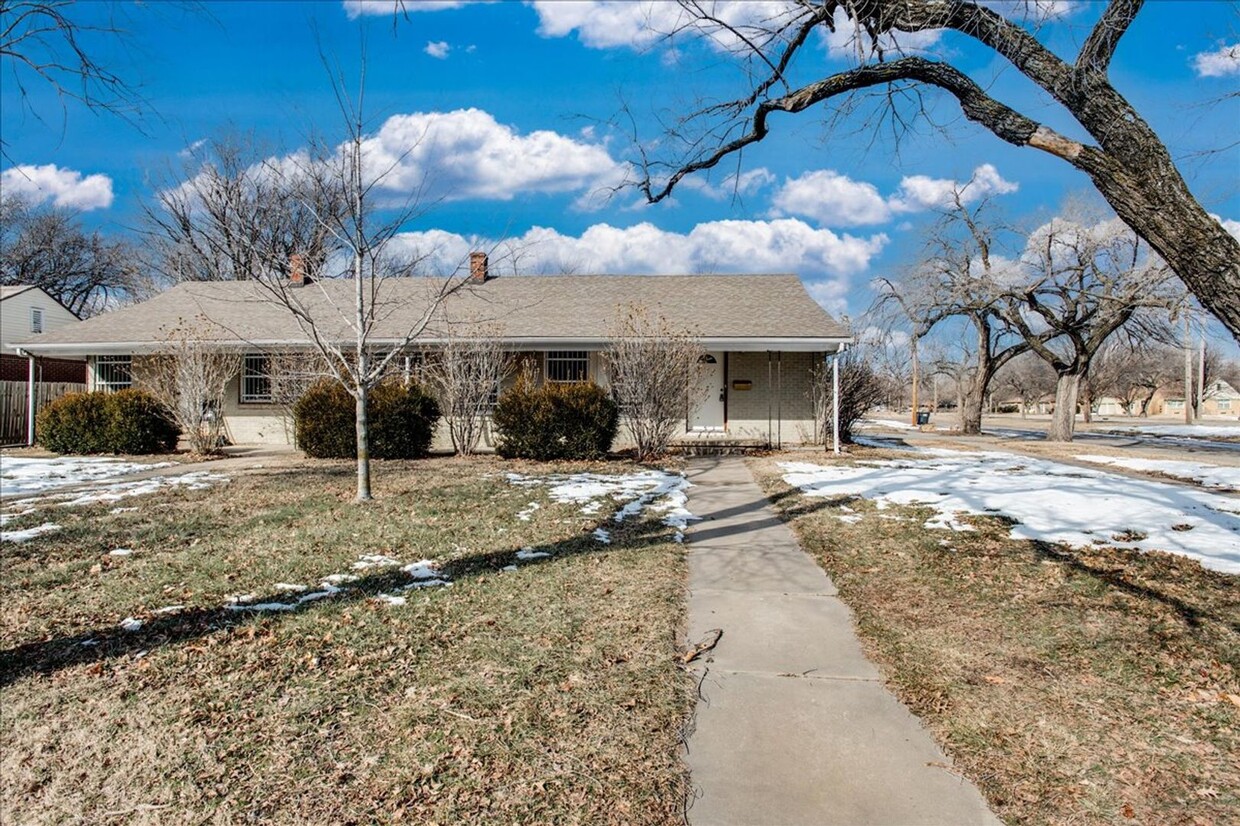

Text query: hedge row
(37, 390), (180, 455)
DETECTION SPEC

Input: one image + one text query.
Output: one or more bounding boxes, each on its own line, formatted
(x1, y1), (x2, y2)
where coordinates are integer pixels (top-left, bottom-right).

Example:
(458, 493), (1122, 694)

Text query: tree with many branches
(638, 0), (1240, 340)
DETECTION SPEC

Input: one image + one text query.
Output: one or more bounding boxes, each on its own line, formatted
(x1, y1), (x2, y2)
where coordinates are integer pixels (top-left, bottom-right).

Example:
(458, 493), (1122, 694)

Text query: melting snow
(352, 554), (401, 570)
(0, 457), (174, 497)
(1075, 455), (1240, 490)
(119, 617), (143, 632)
(108, 548), (134, 556)
(780, 451), (1240, 575)
(1103, 424), (1240, 439)
(1, 522), (61, 543)
(516, 502), (540, 521)
(592, 528), (611, 544)
(515, 547), (550, 561)
(506, 470), (697, 538)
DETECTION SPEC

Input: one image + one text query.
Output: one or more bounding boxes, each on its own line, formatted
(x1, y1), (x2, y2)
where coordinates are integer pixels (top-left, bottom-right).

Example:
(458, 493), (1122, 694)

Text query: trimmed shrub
(105, 389), (180, 454)
(37, 390), (179, 455)
(293, 379), (440, 460)
(36, 392), (110, 454)
(493, 377), (619, 460)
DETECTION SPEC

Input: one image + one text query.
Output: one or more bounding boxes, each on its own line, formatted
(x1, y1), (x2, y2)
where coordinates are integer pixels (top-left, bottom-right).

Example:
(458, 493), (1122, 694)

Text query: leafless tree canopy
(0, 193), (139, 316)
(638, 0), (1240, 340)
(144, 317), (243, 455)
(424, 320), (512, 456)
(875, 192), (1037, 434)
(1000, 210), (1180, 440)
(603, 304), (706, 461)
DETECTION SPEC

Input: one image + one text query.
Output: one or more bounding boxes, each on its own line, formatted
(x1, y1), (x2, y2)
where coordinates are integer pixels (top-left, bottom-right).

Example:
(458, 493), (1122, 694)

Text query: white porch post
(24, 351), (36, 446)
(831, 347), (841, 455)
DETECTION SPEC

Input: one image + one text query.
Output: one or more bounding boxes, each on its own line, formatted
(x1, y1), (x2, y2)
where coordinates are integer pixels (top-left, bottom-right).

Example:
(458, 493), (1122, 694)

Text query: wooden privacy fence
(0, 381), (86, 446)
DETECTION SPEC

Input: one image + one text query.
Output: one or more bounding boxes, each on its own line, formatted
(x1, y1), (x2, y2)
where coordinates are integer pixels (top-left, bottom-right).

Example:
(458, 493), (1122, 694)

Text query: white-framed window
(545, 350), (589, 383)
(241, 354), (273, 403)
(94, 355), (132, 392)
(1220, 398), (1232, 411)
(30, 307), (43, 334)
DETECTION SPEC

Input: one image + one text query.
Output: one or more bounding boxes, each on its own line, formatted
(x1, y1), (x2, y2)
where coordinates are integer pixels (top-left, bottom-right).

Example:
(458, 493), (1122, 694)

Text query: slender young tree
(145, 317), (243, 455)
(635, 1), (1240, 339)
(424, 319), (512, 456)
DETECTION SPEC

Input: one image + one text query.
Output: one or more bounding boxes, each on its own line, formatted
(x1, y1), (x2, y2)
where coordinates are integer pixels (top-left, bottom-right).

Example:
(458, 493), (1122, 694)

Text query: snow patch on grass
(592, 528), (612, 544)
(119, 617), (143, 632)
(108, 548), (134, 556)
(515, 547), (551, 561)
(1075, 455), (1240, 490)
(506, 470), (697, 538)
(780, 451), (1240, 575)
(1, 522), (61, 543)
(0, 457), (174, 497)
(1103, 424), (1240, 439)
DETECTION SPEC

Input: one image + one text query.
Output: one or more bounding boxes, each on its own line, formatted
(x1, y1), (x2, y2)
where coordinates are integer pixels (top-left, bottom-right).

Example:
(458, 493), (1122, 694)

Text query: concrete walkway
(682, 456), (1000, 826)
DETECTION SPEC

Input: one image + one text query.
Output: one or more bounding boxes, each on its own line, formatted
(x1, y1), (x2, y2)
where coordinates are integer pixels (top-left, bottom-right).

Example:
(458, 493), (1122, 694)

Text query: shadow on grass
(1029, 540), (1240, 635)
(0, 509), (678, 689)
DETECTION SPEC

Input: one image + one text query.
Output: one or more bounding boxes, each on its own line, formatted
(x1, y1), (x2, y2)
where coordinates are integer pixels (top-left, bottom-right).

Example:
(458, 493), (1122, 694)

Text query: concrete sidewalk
(682, 456), (1000, 826)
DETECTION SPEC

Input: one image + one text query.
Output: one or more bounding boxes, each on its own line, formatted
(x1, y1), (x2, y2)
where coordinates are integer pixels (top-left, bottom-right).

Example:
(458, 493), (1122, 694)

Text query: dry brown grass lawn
(1, 456), (691, 825)
(751, 450), (1239, 826)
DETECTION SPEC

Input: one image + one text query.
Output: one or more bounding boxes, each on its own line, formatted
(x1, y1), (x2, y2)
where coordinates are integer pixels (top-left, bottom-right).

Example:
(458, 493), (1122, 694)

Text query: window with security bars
(545, 351), (588, 383)
(94, 356), (132, 392)
(241, 355), (273, 403)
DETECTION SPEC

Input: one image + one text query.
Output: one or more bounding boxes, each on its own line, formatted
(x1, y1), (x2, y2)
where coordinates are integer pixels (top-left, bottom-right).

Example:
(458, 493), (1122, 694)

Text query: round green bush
(36, 392), (109, 454)
(493, 378), (619, 460)
(37, 390), (179, 455)
(104, 389), (180, 454)
(293, 379), (440, 460)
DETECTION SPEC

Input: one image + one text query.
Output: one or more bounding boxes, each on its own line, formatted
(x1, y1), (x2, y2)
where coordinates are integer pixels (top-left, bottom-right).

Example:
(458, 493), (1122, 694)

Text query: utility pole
(1198, 333), (1206, 417)
(1183, 314), (1193, 425)
(910, 334), (920, 427)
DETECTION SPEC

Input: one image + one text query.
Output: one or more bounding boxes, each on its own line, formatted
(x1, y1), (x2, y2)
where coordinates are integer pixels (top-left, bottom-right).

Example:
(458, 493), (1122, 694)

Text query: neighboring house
(1163, 379), (1240, 419)
(0, 285), (86, 383)
(12, 255), (851, 450)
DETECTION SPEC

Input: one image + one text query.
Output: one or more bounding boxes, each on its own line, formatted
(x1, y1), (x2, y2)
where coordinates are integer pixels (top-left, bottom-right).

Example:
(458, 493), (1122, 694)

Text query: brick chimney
(289, 253), (307, 288)
(469, 251), (489, 283)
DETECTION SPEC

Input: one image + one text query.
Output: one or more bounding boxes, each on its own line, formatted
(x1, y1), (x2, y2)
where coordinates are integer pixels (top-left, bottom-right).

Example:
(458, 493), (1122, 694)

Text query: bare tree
(424, 319), (512, 456)
(0, 193), (139, 315)
(144, 317), (242, 455)
(808, 347), (886, 445)
(141, 132), (343, 286)
(995, 352), (1057, 417)
(1000, 212), (1179, 441)
(603, 304), (706, 461)
(151, 60), (467, 500)
(877, 193), (1040, 433)
(636, 1), (1240, 339)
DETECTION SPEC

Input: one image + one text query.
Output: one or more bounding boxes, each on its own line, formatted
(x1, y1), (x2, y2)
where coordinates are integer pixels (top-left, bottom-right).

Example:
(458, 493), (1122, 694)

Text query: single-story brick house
(12, 257), (851, 450)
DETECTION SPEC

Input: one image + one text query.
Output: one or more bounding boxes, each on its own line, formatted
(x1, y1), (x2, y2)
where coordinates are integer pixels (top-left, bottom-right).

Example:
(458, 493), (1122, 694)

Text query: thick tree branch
(1074, 0), (1144, 76)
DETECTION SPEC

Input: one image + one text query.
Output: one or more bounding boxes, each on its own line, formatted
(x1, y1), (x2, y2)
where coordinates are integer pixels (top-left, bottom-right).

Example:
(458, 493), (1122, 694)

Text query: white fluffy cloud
(343, 0), (472, 18)
(530, 1), (807, 52)
(1212, 214), (1240, 242)
(356, 108), (626, 204)
(388, 218), (886, 312)
(0, 164), (114, 210)
(424, 40), (451, 59)
(1193, 43), (1240, 77)
(678, 167), (775, 201)
(772, 164), (1017, 226)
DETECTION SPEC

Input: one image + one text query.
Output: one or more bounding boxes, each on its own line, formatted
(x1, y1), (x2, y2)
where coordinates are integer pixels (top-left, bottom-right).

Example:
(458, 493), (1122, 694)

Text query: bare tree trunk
(959, 378), (985, 434)
(1048, 374), (1081, 442)
(1081, 381), (1093, 424)
(355, 387), (371, 502)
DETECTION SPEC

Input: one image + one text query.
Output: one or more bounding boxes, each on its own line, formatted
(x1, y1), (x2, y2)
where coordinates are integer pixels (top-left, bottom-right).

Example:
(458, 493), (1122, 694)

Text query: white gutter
(17, 335), (853, 357)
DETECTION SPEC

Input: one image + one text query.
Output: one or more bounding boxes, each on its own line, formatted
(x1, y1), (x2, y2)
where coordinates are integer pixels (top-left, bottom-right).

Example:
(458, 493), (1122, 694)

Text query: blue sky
(2, 0), (1238, 331)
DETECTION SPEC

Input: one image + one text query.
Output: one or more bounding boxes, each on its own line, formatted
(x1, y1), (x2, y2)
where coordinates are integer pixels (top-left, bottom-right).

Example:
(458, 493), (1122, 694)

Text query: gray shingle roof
(14, 274), (850, 353)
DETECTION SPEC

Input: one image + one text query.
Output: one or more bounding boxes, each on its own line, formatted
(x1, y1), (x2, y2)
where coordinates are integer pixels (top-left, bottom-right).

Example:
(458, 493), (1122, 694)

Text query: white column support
(832, 346), (842, 455)
(23, 350), (36, 446)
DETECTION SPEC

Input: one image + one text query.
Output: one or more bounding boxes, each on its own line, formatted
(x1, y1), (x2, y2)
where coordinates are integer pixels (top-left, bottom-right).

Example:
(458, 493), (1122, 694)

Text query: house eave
(16, 335), (853, 357)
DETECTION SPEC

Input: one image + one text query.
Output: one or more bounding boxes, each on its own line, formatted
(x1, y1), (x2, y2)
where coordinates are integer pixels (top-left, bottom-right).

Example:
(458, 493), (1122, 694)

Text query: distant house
(0, 285), (86, 383)
(1163, 379), (1240, 419)
(12, 256), (851, 450)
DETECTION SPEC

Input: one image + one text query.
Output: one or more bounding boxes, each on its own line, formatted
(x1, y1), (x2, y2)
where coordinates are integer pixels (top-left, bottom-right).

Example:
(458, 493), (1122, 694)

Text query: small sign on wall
(731, 380), (753, 391)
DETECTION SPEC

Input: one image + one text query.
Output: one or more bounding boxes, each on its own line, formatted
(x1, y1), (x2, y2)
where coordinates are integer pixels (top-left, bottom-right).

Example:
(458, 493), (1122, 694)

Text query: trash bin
(916, 411), (930, 426)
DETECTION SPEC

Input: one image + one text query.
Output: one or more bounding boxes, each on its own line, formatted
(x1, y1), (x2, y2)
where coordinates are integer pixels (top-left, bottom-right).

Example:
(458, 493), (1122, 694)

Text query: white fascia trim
(18, 335), (853, 357)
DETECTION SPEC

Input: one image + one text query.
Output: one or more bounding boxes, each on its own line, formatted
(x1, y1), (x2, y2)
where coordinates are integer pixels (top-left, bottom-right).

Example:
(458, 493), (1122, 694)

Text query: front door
(689, 352), (725, 432)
